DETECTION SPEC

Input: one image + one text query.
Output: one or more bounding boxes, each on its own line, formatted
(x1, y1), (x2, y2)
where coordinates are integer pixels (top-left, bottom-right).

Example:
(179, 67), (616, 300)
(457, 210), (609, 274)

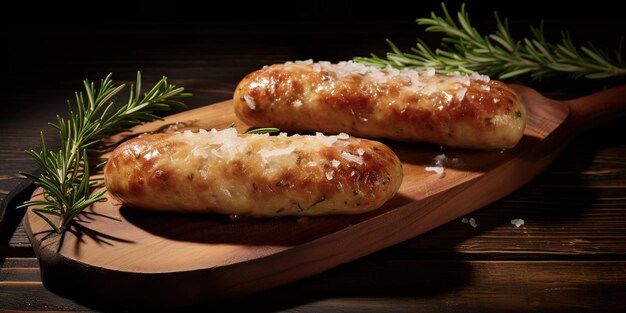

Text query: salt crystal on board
(461, 217), (477, 228)
(511, 219), (525, 227)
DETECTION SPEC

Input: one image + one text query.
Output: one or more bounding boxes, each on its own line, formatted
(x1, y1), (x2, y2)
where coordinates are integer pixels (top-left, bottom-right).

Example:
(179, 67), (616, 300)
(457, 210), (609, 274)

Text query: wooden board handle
(565, 84), (626, 133)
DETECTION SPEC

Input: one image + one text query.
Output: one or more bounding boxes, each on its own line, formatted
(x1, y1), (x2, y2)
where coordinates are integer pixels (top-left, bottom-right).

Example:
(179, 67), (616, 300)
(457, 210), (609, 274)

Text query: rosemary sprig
(354, 3), (626, 81)
(18, 72), (191, 233)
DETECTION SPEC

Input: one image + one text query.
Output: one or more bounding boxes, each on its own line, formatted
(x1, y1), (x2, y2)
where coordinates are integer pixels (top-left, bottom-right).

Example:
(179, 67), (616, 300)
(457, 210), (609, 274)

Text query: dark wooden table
(2, 12), (626, 312)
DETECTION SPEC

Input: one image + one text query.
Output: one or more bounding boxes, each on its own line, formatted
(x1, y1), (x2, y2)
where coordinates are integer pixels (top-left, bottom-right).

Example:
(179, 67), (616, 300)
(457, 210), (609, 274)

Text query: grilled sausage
(234, 60), (526, 150)
(104, 128), (403, 216)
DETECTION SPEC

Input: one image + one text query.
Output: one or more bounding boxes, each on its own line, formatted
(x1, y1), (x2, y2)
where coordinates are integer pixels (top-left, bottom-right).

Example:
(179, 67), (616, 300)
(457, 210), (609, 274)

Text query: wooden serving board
(23, 84), (626, 309)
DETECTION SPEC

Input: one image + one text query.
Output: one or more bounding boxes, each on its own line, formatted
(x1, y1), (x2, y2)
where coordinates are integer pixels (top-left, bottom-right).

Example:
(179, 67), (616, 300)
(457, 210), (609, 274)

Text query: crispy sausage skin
(234, 60), (526, 150)
(104, 129), (403, 216)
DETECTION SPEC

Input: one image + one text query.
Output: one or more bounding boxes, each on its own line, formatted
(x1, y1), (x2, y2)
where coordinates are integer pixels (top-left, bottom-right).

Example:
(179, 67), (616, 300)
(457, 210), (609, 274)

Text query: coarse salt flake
(243, 94), (256, 110)
(455, 88), (467, 101)
(341, 151), (363, 165)
(425, 154), (462, 178)
(331, 159), (340, 167)
(469, 218), (478, 228)
(511, 219), (525, 227)
(316, 132), (338, 147)
(191, 147), (209, 159)
(425, 166), (444, 176)
(461, 217), (477, 228)
(470, 72), (490, 83)
(210, 149), (222, 158)
(258, 145), (296, 163)
(433, 154), (448, 164)
(337, 132), (349, 140)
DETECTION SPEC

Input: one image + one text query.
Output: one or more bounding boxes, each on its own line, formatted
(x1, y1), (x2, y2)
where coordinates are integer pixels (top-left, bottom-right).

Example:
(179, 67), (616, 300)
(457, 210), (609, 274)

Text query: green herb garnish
(245, 127), (280, 135)
(19, 72), (190, 233)
(354, 3), (626, 81)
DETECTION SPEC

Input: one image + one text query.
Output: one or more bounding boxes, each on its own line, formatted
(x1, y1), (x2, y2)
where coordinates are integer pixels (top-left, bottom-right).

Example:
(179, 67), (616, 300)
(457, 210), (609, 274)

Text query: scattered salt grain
(331, 159), (341, 168)
(469, 218), (478, 228)
(325, 171), (334, 180)
(461, 217), (477, 228)
(425, 166), (445, 176)
(425, 154), (463, 178)
(511, 219), (525, 228)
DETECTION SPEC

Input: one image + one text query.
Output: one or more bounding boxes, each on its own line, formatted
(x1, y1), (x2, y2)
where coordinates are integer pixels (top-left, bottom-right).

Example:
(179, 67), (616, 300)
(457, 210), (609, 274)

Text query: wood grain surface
(2, 257), (626, 312)
(2, 15), (626, 312)
(18, 82), (626, 308)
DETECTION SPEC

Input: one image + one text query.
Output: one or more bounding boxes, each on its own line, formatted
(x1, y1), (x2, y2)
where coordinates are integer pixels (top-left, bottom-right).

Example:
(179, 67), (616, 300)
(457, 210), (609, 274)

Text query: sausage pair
(106, 60), (527, 215)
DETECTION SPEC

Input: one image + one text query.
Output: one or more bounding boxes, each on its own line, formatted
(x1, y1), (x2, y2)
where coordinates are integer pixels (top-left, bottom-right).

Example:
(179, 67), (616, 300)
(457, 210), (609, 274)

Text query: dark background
(5, 0), (625, 21)
(3, 0), (624, 97)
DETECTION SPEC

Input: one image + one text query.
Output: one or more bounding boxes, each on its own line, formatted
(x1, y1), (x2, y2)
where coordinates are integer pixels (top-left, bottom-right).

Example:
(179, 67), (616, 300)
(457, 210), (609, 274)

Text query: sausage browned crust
(104, 129), (403, 216)
(234, 60), (526, 150)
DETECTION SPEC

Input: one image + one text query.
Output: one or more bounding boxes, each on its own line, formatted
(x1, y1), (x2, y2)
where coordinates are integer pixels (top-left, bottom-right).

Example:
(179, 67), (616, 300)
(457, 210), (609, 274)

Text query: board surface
(24, 84), (625, 308)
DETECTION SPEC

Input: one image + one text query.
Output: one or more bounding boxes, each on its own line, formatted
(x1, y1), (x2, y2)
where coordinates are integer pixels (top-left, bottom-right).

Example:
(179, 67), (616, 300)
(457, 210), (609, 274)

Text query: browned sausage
(234, 60), (526, 150)
(104, 128), (403, 216)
